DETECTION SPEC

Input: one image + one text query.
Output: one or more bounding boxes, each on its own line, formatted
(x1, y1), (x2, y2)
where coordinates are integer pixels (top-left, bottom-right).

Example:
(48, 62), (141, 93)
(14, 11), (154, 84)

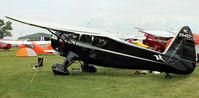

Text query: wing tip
(5, 16), (11, 19)
(5, 16), (18, 22)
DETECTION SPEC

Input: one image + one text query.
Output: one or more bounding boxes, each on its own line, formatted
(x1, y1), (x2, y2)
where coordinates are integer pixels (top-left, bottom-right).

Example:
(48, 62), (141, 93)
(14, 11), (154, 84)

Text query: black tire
(52, 64), (69, 75)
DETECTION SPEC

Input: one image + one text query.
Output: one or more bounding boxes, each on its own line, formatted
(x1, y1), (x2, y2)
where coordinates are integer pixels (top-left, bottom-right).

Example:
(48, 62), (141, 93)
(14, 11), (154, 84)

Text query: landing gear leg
(81, 61), (97, 73)
(165, 73), (172, 79)
(52, 51), (79, 75)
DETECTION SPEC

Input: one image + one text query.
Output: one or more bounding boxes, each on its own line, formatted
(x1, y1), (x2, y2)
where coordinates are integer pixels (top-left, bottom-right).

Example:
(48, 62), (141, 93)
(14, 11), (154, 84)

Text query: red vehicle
(0, 42), (11, 49)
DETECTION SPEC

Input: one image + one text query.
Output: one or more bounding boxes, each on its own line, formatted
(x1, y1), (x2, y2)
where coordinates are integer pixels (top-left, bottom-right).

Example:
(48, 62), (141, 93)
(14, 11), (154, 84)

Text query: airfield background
(18, 33), (51, 41)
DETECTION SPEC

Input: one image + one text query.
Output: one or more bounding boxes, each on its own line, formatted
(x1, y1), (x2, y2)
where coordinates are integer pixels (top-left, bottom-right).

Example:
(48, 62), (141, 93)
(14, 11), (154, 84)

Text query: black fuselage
(51, 33), (195, 75)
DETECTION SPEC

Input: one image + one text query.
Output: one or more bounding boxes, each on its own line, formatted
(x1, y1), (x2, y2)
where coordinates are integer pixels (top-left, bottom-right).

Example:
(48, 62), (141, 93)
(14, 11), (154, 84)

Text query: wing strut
(47, 29), (84, 66)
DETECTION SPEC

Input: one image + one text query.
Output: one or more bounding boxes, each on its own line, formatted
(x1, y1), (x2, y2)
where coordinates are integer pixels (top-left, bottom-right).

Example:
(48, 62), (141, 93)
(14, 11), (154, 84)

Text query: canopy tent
(16, 48), (37, 57)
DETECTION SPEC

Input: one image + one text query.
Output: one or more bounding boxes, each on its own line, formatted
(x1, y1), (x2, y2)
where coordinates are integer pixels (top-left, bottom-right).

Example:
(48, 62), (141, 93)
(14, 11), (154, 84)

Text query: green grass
(0, 48), (199, 98)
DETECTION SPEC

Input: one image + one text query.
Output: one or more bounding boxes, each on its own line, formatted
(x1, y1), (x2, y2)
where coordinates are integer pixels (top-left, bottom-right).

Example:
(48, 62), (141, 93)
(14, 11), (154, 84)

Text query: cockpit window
(93, 37), (107, 47)
(80, 35), (93, 43)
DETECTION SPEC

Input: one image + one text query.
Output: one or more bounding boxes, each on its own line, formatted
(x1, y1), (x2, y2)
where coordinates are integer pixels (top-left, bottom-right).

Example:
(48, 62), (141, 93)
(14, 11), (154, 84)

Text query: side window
(54, 31), (79, 41)
(93, 37), (107, 47)
(80, 35), (92, 43)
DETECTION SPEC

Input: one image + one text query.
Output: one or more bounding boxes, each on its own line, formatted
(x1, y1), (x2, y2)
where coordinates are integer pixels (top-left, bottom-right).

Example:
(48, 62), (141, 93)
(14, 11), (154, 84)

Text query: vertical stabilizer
(163, 26), (196, 74)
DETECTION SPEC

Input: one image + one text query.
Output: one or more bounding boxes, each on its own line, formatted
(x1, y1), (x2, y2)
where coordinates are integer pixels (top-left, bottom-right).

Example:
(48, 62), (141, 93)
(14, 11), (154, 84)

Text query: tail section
(163, 26), (196, 74)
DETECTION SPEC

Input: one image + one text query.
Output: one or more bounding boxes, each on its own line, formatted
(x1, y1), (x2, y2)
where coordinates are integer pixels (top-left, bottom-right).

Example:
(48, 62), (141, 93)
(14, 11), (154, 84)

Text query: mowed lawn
(0, 48), (199, 98)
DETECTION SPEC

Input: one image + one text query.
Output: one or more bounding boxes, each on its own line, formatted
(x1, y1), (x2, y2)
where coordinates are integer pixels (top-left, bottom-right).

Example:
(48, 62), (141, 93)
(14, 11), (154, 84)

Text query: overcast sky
(0, 0), (199, 39)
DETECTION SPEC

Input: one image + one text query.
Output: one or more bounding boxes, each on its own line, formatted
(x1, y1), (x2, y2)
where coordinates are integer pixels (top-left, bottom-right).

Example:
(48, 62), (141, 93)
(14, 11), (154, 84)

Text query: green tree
(0, 19), (13, 39)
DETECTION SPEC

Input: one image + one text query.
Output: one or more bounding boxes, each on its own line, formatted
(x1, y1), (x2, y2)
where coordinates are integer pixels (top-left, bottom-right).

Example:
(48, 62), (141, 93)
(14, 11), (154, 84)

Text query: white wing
(6, 16), (112, 37)
(139, 30), (175, 37)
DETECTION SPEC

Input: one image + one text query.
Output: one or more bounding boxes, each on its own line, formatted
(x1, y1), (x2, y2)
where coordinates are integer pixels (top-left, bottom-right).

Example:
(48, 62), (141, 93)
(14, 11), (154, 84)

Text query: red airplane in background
(0, 42), (11, 50)
(0, 39), (12, 50)
(135, 28), (199, 53)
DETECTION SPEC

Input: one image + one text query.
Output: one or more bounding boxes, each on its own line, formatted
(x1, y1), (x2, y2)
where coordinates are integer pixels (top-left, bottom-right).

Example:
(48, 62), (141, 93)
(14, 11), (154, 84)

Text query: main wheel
(52, 64), (69, 75)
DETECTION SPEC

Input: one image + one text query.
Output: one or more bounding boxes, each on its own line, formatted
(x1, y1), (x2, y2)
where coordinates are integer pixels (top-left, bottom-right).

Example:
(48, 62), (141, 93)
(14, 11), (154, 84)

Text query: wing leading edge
(5, 16), (112, 37)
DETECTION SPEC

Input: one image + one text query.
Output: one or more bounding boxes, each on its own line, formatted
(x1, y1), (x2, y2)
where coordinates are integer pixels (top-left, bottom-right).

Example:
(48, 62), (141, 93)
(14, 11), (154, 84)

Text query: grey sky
(0, 0), (199, 39)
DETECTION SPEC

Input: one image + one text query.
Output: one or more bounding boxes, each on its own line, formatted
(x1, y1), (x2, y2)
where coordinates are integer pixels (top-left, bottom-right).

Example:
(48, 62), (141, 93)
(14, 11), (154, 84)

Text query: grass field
(0, 48), (199, 98)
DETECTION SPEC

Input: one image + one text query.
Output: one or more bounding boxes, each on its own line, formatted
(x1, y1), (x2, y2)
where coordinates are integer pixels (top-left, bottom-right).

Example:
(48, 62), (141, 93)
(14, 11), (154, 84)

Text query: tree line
(0, 19), (12, 39)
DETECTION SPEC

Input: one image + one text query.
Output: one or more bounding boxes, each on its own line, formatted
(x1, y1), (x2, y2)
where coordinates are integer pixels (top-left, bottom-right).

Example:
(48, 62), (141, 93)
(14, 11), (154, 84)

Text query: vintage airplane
(6, 16), (196, 78)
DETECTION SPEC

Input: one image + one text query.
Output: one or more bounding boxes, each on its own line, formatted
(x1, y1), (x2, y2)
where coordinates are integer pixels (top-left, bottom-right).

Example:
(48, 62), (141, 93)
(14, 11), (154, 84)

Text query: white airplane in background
(134, 27), (175, 38)
(0, 40), (50, 45)
(0, 40), (57, 54)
